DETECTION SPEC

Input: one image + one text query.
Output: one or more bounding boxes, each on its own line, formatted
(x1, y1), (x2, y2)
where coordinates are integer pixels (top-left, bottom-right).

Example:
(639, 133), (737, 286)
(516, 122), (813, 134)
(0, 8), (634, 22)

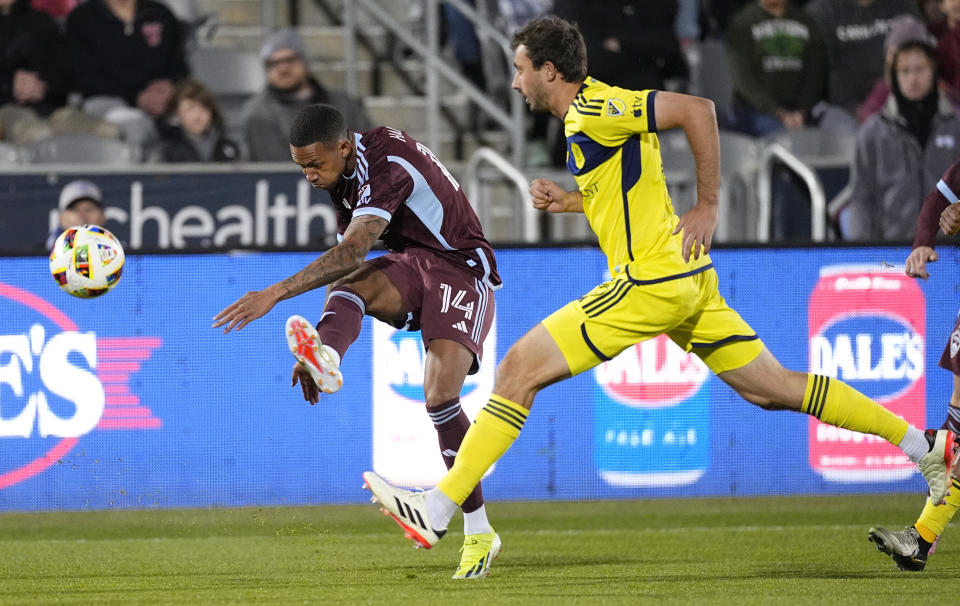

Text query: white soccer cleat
(917, 429), (959, 505)
(286, 314), (343, 394)
(361, 471), (446, 549)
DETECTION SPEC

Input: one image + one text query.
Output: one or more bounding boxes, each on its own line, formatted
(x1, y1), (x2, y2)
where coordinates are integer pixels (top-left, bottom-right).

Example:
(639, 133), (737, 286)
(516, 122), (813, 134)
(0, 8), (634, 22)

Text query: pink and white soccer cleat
(285, 314), (343, 394)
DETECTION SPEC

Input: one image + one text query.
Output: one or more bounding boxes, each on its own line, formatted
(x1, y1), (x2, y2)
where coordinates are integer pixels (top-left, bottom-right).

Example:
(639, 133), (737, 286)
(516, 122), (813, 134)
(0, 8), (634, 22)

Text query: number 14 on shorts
(440, 283), (474, 320)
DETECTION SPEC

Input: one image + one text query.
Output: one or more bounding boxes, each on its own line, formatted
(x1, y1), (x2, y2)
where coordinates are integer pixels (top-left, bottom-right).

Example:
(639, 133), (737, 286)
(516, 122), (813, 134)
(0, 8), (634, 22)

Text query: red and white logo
(141, 22), (164, 47)
(594, 334), (709, 407)
(0, 283), (162, 489)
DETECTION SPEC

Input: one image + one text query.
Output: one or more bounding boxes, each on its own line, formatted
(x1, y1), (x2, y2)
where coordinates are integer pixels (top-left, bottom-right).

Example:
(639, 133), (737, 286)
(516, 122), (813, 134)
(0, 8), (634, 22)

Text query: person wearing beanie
(242, 27), (373, 162)
(857, 14), (938, 123)
(842, 39), (960, 241)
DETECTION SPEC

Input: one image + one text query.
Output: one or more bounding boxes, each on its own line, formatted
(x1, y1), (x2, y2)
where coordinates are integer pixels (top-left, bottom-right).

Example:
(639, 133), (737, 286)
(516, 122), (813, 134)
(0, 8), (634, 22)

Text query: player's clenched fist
(940, 204), (960, 236)
(529, 178), (569, 213)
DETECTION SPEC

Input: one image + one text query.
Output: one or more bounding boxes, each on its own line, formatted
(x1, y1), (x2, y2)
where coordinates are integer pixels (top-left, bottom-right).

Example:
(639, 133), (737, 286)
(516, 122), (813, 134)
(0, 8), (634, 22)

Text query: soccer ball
(49, 225), (125, 298)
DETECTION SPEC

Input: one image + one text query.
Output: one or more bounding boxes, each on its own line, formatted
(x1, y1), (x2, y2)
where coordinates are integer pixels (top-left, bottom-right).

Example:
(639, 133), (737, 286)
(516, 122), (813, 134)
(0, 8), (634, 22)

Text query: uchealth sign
(0, 169), (338, 254)
(0, 283), (162, 490)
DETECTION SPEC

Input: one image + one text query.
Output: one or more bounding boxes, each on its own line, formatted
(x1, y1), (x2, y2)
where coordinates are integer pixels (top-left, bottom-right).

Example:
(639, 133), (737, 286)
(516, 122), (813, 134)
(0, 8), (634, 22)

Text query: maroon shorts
(939, 311), (960, 376)
(368, 248), (495, 374)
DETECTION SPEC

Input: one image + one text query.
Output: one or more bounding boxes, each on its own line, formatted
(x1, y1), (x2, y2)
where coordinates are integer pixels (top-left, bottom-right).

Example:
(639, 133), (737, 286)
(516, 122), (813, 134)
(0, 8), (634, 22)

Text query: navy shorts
(939, 311), (960, 376)
(368, 248), (495, 374)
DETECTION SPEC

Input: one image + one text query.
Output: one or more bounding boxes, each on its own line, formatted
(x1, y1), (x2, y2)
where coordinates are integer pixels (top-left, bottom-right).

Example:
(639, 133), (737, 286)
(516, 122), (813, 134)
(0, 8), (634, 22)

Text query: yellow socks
(801, 374), (909, 445)
(437, 395), (528, 505)
(915, 477), (960, 541)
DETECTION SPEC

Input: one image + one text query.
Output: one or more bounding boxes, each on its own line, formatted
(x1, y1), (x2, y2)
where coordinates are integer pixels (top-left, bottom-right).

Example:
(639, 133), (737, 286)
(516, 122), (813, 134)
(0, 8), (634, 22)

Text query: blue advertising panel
(0, 245), (958, 511)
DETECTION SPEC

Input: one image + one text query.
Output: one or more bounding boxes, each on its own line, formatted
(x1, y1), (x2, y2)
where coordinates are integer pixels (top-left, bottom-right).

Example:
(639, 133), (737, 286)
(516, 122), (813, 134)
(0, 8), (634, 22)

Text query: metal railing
(343, 0), (526, 165)
(756, 142), (827, 242)
(465, 147), (538, 243)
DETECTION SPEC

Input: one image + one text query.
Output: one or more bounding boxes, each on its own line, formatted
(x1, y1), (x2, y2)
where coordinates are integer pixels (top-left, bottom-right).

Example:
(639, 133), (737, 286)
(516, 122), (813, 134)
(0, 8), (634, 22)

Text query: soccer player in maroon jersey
(213, 103), (502, 579)
(868, 158), (960, 571)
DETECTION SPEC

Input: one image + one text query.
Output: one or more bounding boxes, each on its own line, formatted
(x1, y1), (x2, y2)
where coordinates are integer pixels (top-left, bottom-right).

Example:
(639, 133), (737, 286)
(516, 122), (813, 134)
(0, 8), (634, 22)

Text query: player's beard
(522, 86), (551, 113)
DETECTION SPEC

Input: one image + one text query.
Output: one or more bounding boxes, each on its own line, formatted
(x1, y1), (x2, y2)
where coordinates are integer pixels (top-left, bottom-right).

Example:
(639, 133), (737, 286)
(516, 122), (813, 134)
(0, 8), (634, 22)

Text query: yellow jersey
(565, 77), (712, 282)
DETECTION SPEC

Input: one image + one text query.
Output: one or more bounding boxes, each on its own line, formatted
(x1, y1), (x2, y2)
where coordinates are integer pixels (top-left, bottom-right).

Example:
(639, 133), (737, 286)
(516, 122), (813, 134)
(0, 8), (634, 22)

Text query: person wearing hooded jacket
(842, 39), (960, 241)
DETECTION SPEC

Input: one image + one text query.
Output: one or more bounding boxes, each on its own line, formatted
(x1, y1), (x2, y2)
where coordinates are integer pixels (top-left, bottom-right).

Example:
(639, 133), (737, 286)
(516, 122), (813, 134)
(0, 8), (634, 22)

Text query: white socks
(899, 426), (931, 463)
(462, 505), (492, 536)
(425, 489), (459, 531)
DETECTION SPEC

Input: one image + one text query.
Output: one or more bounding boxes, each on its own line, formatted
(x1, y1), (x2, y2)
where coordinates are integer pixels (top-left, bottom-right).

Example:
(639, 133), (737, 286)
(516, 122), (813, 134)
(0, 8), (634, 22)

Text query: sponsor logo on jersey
(606, 98), (626, 117)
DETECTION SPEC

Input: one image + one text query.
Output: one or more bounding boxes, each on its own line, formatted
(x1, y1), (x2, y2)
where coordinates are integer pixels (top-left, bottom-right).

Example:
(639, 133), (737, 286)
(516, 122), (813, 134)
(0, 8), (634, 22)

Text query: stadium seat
(25, 134), (139, 164)
(766, 127), (856, 169)
(659, 129), (763, 243)
(718, 131), (762, 242)
(0, 142), (25, 164)
(189, 47), (265, 141)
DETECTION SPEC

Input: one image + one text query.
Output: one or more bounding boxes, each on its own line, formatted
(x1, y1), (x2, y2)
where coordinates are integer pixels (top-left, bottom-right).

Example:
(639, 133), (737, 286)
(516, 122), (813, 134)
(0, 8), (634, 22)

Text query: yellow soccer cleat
(452, 530), (501, 579)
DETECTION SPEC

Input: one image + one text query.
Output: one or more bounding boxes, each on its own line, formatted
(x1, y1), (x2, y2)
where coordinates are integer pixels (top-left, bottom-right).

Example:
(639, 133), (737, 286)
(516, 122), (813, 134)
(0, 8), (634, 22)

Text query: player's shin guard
(801, 374), (909, 445)
(916, 477), (960, 541)
(316, 286), (366, 360)
(436, 395), (528, 505)
(427, 398), (484, 513)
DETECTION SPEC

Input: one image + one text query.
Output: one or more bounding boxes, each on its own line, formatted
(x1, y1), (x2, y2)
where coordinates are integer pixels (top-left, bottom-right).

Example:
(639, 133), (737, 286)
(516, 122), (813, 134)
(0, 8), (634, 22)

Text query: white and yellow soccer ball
(49, 225), (125, 298)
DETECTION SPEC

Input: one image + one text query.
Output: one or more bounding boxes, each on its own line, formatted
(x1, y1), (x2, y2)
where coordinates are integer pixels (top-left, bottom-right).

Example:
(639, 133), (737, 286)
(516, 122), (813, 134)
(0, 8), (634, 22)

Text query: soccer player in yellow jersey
(361, 15), (960, 565)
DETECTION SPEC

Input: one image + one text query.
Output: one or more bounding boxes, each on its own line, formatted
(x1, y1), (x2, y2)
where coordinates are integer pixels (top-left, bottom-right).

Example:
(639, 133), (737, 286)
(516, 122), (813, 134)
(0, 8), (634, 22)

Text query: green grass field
(0, 494), (955, 605)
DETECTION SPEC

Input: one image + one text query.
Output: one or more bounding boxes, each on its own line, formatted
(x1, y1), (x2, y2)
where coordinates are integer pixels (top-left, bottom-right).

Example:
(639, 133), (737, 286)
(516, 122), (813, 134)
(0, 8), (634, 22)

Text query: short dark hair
(288, 104), (349, 147)
(511, 15), (587, 83)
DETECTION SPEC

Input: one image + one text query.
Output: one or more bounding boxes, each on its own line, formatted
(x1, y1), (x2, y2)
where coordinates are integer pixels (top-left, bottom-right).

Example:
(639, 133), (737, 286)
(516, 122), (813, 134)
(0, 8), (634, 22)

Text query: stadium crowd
(3, 0), (959, 241)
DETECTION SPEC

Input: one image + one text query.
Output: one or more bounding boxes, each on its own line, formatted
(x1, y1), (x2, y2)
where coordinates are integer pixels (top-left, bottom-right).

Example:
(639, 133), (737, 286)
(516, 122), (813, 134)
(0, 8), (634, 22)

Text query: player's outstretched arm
(529, 178), (583, 213)
(653, 91), (720, 262)
(212, 215), (389, 333)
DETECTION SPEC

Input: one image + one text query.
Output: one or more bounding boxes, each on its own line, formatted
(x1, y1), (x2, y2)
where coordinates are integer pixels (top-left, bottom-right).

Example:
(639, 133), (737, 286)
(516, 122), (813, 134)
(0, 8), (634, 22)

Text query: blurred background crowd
(4, 0), (957, 243)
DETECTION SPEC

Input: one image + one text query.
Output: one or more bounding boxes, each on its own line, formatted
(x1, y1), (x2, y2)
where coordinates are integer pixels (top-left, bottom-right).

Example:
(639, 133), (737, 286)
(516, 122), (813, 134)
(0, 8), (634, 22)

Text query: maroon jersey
(914, 159), (960, 249)
(329, 127), (501, 288)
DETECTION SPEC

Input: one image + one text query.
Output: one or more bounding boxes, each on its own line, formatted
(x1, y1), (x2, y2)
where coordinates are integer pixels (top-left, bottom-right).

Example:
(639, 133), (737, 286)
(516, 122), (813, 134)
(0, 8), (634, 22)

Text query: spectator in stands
(46, 179), (107, 249)
(30, 0), (76, 22)
(443, 0), (485, 92)
(243, 28), (372, 162)
(857, 15), (936, 123)
(725, 0), (825, 137)
(148, 78), (240, 163)
(0, 0), (118, 144)
(842, 39), (960, 240)
(805, 0), (921, 131)
(931, 0), (960, 98)
(554, 1), (690, 92)
(65, 0), (189, 148)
